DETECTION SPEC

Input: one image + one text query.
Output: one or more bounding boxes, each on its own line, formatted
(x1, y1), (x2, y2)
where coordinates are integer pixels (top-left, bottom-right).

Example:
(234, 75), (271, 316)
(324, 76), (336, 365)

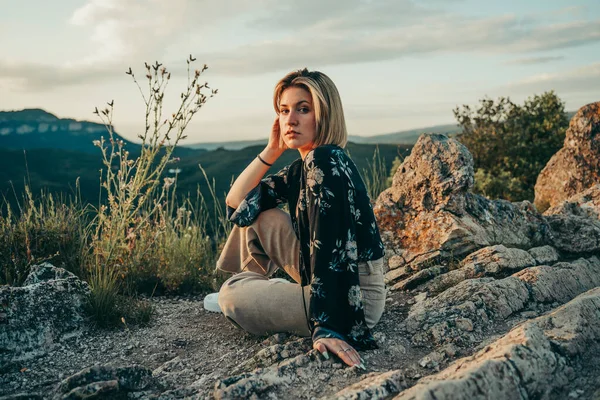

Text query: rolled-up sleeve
(227, 165), (289, 227)
(304, 148), (377, 350)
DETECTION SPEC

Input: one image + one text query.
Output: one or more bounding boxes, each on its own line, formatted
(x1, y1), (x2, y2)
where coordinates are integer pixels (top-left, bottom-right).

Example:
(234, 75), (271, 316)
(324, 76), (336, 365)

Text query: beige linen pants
(216, 208), (386, 337)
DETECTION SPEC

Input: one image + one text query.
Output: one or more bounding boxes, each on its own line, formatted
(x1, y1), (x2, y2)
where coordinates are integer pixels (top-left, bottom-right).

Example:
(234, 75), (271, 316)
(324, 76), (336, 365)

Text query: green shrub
(454, 91), (569, 201)
(0, 186), (86, 286)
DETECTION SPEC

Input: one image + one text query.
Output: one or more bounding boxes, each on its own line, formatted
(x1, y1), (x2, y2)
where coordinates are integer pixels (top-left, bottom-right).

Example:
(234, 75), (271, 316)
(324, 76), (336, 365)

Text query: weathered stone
(394, 287), (600, 400)
(516, 258), (600, 304)
(0, 394), (43, 400)
(460, 245), (536, 275)
(535, 102), (600, 211)
(527, 245), (560, 265)
(454, 318), (474, 332)
(545, 213), (600, 254)
(231, 338), (311, 374)
(329, 370), (407, 400)
(545, 184), (600, 218)
(419, 351), (444, 369)
(391, 266), (447, 291)
(406, 256), (600, 347)
(0, 263), (90, 362)
(385, 266), (410, 284)
(214, 352), (313, 399)
(375, 134), (550, 284)
(22, 263), (77, 286)
(542, 184), (600, 254)
(60, 381), (120, 400)
(56, 365), (153, 394)
(424, 245), (536, 294)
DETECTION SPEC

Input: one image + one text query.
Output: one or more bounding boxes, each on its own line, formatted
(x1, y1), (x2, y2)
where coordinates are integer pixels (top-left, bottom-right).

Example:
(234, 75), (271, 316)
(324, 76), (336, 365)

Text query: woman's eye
(280, 109), (289, 114)
(299, 107), (310, 113)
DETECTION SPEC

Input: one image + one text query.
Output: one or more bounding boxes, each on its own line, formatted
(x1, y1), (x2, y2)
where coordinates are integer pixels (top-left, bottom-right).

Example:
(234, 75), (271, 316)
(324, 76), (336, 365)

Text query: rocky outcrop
(376, 133), (600, 289)
(400, 244), (558, 294)
(0, 263), (90, 363)
(535, 102), (600, 211)
(374, 134), (551, 286)
(405, 256), (600, 347)
(394, 287), (600, 399)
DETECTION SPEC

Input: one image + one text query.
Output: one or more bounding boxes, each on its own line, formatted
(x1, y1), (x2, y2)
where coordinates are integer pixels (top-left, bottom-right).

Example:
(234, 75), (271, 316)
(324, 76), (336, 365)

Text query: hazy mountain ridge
(184, 124), (462, 150)
(0, 108), (133, 154)
(0, 140), (408, 212)
(0, 108), (578, 153)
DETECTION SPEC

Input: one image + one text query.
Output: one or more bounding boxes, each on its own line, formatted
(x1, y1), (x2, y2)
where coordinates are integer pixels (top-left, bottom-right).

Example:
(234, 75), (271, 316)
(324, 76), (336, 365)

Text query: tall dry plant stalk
(85, 56), (217, 324)
(362, 146), (389, 201)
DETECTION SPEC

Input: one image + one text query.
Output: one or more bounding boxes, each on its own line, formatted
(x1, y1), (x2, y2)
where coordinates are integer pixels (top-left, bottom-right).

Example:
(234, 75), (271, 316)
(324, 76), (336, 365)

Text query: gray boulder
(542, 184), (600, 254)
(0, 263), (90, 363)
(394, 287), (600, 399)
(374, 134), (550, 284)
(54, 364), (153, 399)
(535, 101), (600, 211)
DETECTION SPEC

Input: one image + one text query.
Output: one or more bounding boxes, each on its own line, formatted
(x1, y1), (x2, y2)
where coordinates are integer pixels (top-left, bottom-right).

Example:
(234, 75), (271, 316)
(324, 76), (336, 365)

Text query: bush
(0, 186), (86, 286)
(0, 57), (234, 326)
(362, 146), (389, 200)
(83, 56), (221, 323)
(454, 91), (569, 201)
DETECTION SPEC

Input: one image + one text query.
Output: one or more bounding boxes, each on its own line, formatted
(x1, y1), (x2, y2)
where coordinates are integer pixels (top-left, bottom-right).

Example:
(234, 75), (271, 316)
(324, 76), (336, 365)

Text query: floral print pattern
(226, 145), (385, 350)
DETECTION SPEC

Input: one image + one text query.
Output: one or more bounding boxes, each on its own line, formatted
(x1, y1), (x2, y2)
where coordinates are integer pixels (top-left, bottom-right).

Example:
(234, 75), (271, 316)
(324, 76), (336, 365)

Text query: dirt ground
(2, 288), (599, 399)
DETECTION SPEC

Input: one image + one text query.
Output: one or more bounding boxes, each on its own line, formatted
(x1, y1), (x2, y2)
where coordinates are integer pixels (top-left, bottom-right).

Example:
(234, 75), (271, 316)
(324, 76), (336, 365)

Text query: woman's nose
(286, 111), (298, 126)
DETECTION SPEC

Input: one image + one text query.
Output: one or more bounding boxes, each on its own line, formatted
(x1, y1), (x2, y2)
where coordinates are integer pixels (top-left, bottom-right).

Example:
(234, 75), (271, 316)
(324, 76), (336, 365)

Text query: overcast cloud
(2, 0), (599, 90)
(1, 0), (599, 140)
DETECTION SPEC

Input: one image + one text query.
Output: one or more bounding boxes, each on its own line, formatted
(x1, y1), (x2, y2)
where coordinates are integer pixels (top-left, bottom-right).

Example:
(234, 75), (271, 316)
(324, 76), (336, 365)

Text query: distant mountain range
(1, 108), (578, 154)
(0, 107), (576, 210)
(0, 109), (204, 157)
(0, 109), (410, 210)
(0, 109), (133, 154)
(184, 124), (462, 150)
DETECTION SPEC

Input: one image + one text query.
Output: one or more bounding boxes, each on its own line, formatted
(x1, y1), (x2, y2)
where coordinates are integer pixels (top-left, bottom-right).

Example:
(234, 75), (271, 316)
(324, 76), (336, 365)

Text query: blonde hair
(273, 68), (348, 148)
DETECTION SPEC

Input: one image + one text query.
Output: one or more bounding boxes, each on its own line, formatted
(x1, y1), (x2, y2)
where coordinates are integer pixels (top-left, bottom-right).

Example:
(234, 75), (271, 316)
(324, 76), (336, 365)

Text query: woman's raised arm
(225, 117), (288, 208)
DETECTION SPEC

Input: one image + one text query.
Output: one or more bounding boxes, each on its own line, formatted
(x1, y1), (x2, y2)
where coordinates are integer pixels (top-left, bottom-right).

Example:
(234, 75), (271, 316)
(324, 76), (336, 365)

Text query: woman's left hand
(313, 338), (365, 369)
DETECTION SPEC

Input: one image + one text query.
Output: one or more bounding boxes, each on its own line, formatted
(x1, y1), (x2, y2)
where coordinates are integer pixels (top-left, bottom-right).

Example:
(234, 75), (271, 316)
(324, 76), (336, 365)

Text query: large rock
(394, 286), (600, 399)
(413, 245), (538, 293)
(55, 365), (153, 399)
(0, 263), (90, 363)
(374, 134), (550, 283)
(534, 102), (600, 211)
(405, 256), (600, 347)
(543, 184), (600, 254)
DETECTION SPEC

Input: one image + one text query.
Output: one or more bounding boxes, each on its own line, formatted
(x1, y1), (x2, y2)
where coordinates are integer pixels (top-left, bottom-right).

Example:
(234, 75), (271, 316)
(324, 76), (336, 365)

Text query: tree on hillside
(454, 91), (569, 202)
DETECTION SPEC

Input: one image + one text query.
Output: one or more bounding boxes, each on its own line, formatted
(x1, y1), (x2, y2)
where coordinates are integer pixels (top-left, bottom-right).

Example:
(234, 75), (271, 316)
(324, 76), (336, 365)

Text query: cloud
(2, 0), (600, 89)
(0, 60), (118, 91)
(204, 13), (600, 74)
(505, 56), (565, 65)
(69, 0), (191, 63)
(504, 62), (600, 96)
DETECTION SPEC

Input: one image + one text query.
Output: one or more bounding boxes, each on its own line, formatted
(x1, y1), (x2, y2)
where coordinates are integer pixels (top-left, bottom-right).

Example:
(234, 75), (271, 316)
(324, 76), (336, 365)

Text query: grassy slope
(0, 143), (411, 211)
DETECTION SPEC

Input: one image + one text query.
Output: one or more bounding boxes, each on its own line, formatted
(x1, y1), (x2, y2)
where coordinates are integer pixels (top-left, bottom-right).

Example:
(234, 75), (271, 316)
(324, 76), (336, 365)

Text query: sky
(1, 0), (599, 145)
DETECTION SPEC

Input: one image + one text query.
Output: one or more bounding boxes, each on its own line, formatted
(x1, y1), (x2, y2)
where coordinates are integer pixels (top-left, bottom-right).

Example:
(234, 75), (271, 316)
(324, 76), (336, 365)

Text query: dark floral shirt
(227, 145), (385, 349)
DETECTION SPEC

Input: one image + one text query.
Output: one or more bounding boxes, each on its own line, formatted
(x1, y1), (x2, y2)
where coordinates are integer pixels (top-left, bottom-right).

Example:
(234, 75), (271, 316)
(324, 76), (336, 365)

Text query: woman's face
(279, 86), (317, 159)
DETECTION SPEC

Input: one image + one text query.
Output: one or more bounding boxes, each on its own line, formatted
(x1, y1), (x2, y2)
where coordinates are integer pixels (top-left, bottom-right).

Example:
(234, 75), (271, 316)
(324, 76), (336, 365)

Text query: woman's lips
(286, 130), (299, 136)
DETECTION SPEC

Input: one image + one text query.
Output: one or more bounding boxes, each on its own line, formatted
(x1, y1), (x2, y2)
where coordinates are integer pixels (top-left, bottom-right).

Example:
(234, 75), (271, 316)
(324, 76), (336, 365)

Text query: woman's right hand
(226, 116), (285, 208)
(266, 116), (288, 154)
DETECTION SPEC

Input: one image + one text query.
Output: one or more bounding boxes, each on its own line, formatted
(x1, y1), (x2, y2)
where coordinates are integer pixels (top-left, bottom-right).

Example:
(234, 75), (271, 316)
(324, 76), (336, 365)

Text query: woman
(217, 68), (386, 369)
